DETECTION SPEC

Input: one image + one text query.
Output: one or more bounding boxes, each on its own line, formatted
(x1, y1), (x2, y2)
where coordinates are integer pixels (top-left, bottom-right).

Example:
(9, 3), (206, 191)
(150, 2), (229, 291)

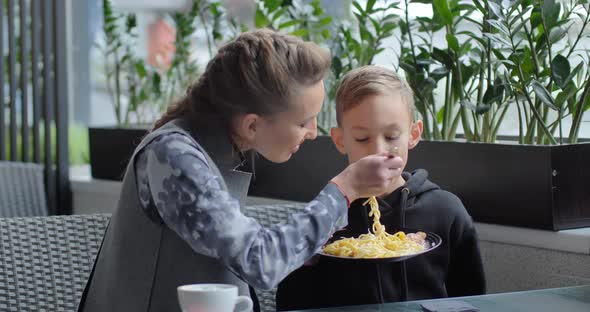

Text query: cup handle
(234, 295), (253, 312)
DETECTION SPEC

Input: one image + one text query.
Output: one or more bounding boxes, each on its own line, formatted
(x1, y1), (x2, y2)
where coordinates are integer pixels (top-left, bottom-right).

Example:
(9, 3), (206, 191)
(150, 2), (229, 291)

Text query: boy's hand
(331, 152), (404, 203)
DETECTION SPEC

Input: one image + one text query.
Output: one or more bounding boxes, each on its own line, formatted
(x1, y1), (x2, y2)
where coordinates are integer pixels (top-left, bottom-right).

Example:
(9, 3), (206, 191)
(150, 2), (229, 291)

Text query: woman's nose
(305, 119), (318, 140)
(305, 128), (317, 140)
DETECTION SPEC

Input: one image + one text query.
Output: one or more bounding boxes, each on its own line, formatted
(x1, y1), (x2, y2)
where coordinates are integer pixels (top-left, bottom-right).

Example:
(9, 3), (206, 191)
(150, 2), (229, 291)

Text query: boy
(276, 65), (486, 310)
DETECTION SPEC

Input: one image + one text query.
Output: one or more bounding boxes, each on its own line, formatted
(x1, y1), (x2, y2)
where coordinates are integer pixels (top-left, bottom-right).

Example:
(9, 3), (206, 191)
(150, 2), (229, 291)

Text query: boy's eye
(386, 136), (400, 141)
(354, 137), (369, 142)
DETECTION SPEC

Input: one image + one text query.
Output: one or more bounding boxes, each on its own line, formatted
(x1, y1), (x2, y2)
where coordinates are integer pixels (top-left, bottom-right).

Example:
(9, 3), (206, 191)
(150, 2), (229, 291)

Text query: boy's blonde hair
(335, 65), (415, 126)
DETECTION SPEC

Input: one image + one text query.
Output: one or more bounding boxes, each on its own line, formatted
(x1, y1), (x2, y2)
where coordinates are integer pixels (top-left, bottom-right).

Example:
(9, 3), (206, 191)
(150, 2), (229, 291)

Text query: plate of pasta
(318, 196), (442, 263)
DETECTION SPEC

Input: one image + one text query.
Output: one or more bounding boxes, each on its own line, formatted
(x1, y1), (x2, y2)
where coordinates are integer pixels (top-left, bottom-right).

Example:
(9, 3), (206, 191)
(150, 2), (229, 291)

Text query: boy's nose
(374, 139), (389, 154)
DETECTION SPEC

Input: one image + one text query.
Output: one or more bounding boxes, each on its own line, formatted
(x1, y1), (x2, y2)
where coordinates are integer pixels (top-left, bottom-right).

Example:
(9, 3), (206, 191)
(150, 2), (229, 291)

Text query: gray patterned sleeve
(136, 133), (348, 290)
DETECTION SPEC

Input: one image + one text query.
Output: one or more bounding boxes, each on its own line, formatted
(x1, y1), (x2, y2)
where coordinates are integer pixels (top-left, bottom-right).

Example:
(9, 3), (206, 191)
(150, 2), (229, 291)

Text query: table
(290, 285), (590, 312)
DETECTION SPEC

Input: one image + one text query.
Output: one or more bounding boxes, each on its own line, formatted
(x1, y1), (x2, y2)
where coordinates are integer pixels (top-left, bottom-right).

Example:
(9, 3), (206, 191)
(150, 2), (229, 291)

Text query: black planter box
(248, 137), (590, 230)
(406, 140), (590, 230)
(88, 127), (148, 181)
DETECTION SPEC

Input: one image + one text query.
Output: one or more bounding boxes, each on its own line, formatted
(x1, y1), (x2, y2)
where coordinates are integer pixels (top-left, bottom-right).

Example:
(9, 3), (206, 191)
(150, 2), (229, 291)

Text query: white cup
(177, 284), (253, 312)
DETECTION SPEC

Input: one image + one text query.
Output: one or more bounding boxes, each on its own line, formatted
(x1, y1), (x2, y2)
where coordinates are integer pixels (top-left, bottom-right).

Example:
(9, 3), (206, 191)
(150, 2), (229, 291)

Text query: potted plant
(90, 0), (326, 180)
(90, 0), (590, 230)
(398, 0), (590, 230)
(89, 0), (204, 180)
(249, 0), (590, 230)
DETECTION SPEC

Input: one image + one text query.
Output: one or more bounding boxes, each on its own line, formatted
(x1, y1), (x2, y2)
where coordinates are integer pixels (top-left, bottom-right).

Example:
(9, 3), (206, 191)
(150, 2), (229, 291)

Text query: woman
(80, 29), (403, 312)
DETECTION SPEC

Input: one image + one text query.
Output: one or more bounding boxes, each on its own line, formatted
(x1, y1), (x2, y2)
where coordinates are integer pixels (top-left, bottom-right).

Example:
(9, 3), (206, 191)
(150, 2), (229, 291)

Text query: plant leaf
(483, 32), (512, 47)
(255, 9), (270, 28)
(488, 1), (504, 19)
(433, 0), (454, 26)
(437, 107), (445, 124)
(366, 0), (377, 13)
(134, 62), (146, 78)
(471, 0), (485, 13)
(532, 80), (559, 111)
(556, 82), (577, 110)
(352, 1), (364, 15)
(431, 67), (450, 80)
(461, 100), (491, 114)
(446, 33), (460, 52)
(267, 0), (282, 12)
(482, 83), (504, 105)
(319, 16), (332, 26)
(531, 10), (542, 29)
(432, 47), (454, 68)
(486, 19), (510, 37)
(399, 62), (416, 73)
(548, 26), (568, 45)
(279, 20), (302, 30)
(542, 0), (561, 29)
(271, 7), (287, 22)
(290, 28), (309, 37)
(551, 55), (570, 89)
(564, 63), (584, 86)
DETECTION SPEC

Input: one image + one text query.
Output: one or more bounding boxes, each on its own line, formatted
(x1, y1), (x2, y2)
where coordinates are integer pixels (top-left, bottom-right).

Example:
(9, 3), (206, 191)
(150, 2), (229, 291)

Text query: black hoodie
(276, 169), (486, 310)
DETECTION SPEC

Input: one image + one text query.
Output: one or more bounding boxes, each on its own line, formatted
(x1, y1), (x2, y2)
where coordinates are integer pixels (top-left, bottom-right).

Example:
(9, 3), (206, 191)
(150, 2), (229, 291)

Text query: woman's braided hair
(153, 28), (331, 132)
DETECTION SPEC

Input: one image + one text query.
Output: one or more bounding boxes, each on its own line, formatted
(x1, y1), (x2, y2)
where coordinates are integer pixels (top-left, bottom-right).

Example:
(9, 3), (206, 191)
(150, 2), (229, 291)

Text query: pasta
(322, 196), (426, 258)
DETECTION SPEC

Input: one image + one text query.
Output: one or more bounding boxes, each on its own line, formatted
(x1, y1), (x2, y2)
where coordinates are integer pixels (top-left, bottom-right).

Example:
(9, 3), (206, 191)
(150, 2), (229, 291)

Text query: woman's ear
(236, 113), (259, 144)
(330, 127), (347, 154)
(408, 120), (423, 150)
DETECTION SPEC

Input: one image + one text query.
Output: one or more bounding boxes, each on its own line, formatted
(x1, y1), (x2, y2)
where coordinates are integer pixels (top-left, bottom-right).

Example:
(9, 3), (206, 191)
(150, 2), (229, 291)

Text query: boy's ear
(330, 127), (347, 154)
(408, 120), (423, 150)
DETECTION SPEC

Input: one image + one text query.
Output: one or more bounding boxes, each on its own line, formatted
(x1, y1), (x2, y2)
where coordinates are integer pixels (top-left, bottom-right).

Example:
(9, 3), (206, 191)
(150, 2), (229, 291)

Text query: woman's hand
(330, 152), (404, 203)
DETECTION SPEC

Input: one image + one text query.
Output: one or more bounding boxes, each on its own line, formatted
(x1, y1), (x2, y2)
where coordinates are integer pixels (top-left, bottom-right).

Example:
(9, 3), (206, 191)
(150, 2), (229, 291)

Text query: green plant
(473, 0), (590, 144)
(99, 0), (207, 127)
(322, 0), (400, 133)
(97, 0), (590, 145)
(5, 124), (89, 165)
(159, 2), (203, 113)
(101, 0), (140, 126)
(399, 0), (516, 142)
(252, 0), (332, 41)
(398, 0), (590, 145)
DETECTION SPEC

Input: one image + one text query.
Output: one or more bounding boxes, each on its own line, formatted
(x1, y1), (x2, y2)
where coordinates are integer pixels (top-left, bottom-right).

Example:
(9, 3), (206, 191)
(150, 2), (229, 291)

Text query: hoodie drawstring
(371, 200), (385, 304)
(400, 188), (410, 228)
(400, 187), (410, 302)
(373, 188), (412, 304)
